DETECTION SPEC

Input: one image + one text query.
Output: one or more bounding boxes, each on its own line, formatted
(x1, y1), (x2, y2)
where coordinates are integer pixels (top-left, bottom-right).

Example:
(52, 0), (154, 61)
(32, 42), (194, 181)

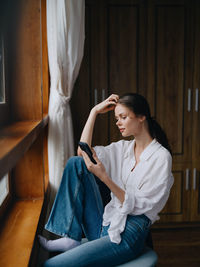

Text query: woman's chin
(121, 132), (133, 138)
(121, 132), (128, 137)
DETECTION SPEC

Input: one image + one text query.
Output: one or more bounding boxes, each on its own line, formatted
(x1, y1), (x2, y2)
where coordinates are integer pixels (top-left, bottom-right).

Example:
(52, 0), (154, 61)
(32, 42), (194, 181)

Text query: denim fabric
(44, 214), (151, 267)
(45, 156), (104, 241)
(44, 156), (151, 267)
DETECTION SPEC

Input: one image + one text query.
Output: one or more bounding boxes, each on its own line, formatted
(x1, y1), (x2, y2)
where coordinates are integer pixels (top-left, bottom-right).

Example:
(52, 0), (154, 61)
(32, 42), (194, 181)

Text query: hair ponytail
(147, 117), (172, 155)
(118, 93), (172, 155)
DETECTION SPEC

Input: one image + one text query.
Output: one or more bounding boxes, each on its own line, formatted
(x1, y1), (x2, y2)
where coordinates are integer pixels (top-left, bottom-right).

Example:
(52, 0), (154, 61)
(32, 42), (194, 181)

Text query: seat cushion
(116, 247), (158, 267)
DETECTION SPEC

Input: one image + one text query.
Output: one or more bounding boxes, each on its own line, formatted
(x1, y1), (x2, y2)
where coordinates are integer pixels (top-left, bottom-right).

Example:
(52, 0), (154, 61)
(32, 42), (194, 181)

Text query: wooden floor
(152, 226), (200, 267)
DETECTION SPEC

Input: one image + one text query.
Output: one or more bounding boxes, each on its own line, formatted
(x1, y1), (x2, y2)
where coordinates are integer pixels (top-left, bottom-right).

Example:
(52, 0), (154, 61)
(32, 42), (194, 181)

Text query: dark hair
(118, 93), (172, 154)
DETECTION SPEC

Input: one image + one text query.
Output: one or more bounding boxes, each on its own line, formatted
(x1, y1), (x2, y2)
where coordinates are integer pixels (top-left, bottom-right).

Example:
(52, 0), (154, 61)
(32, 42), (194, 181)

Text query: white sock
(38, 235), (81, 252)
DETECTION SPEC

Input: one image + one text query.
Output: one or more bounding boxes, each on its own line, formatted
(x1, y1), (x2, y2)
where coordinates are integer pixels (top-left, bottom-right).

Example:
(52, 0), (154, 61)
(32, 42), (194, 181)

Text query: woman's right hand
(78, 94), (119, 152)
(92, 94), (119, 114)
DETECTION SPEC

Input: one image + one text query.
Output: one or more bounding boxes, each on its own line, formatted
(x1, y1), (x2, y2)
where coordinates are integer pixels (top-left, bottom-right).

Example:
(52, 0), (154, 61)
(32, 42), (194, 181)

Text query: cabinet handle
(193, 168), (197, 190)
(94, 88), (98, 105)
(195, 88), (199, 112)
(102, 89), (106, 101)
(188, 88), (191, 112)
(185, 168), (190, 190)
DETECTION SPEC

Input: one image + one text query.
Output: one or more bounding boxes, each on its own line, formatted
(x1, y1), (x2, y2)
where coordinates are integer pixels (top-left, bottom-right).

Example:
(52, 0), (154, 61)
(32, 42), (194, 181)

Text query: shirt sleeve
(114, 153), (174, 220)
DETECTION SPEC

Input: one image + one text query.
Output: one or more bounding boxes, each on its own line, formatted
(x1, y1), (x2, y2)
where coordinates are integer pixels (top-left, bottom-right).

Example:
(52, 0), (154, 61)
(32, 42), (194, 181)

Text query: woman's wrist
(91, 106), (99, 116)
(100, 173), (110, 183)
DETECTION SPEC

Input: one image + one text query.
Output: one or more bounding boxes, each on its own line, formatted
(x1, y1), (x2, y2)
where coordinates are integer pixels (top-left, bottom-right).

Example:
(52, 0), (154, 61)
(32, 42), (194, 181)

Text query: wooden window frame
(0, 32), (10, 127)
(0, 0), (49, 265)
(0, 173), (12, 221)
(0, 1), (11, 127)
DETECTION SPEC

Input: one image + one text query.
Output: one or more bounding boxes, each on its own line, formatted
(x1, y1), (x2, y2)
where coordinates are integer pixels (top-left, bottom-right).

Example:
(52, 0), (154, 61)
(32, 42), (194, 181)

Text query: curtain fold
(46, 0), (85, 201)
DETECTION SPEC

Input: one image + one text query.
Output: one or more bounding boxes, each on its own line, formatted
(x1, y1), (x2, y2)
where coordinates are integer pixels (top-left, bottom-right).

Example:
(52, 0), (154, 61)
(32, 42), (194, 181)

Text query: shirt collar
(123, 139), (161, 161)
(140, 139), (161, 161)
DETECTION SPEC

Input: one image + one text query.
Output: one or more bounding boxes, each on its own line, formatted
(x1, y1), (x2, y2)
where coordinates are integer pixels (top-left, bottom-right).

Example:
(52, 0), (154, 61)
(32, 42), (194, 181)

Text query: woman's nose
(116, 120), (121, 126)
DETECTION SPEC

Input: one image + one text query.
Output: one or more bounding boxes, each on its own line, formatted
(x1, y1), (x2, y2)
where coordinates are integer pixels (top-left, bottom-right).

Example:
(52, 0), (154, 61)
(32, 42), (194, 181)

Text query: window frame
(0, 37), (10, 127)
(0, 172), (12, 221)
(0, 36), (5, 103)
(0, 0), (49, 225)
(0, 2), (10, 128)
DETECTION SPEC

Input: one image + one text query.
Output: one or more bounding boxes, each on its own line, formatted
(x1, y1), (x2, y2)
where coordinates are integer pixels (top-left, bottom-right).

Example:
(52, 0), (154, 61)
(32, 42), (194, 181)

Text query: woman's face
(114, 104), (145, 137)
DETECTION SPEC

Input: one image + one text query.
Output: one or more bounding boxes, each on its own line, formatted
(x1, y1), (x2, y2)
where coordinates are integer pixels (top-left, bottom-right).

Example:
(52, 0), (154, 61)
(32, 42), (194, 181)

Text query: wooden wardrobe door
(147, 0), (193, 223)
(147, 0), (193, 163)
(91, 3), (109, 147)
(192, 0), (200, 163)
(159, 163), (191, 222)
(72, 0), (147, 147)
(108, 2), (146, 143)
(191, 0), (200, 221)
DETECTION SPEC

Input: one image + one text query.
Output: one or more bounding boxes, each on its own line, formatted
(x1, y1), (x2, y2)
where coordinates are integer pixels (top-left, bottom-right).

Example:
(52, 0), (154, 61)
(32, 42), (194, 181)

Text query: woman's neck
(134, 132), (153, 152)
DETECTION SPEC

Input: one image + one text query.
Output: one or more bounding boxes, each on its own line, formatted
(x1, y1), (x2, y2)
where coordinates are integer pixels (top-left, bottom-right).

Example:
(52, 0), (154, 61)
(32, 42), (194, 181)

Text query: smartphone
(78, 142), (97, 164)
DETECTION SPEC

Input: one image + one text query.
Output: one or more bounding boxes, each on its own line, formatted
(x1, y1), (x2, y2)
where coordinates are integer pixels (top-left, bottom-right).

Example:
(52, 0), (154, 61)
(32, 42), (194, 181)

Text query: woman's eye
(122, 117), (126, 120)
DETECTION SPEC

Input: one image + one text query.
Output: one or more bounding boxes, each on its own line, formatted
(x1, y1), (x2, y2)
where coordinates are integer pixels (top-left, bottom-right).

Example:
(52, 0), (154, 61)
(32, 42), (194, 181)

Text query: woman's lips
(119, 128), (125, 132)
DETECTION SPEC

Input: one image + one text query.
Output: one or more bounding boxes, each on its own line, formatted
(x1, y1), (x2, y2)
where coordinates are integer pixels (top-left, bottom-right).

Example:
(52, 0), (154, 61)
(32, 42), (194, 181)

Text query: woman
(39, 93), (174, 267)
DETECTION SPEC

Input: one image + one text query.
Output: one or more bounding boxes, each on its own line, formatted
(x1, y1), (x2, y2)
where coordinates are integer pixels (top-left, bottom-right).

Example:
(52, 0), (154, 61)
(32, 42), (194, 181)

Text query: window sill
(0, 115), (49, 266)
(0, 115), (48, 180)
(0, 199), (43, 266)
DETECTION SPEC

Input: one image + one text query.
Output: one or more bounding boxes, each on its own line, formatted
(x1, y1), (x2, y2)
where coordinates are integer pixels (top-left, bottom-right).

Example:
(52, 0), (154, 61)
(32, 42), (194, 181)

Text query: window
(0, 36), (5, 104)
(0, 31), (9, 127)
(0, 174), (9, 206)
(0, 1), (11, 127)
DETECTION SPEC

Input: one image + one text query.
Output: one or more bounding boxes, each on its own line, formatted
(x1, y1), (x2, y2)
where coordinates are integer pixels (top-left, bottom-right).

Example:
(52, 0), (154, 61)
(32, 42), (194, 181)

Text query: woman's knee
(67, 156), (84, 165)
(66, 156), (84, 168)
(65, 156), (87, 175)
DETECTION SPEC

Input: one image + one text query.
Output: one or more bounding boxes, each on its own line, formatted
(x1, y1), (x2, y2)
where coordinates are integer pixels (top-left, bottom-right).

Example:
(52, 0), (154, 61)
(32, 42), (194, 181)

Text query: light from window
(0, 36), (5, 104)
(0, 174), (9, 206)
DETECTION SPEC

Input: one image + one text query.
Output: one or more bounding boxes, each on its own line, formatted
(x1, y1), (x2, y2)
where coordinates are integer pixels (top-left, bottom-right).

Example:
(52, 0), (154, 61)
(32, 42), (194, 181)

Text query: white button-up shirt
(94, 139), (174, 244)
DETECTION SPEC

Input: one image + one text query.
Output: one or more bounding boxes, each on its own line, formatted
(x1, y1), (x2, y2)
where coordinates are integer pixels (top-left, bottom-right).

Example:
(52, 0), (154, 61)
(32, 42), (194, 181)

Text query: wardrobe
(71, 0), (200, 224)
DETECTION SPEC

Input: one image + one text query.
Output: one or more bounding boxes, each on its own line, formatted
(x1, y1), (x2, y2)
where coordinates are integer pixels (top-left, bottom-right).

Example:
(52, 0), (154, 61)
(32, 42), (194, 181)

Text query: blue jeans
(44, 156), (151, 267)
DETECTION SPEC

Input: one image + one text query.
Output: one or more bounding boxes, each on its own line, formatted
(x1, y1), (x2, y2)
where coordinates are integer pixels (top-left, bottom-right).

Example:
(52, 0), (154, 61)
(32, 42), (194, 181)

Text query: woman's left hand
(81, 149), (108, 182)
(82, 148), (125, 204)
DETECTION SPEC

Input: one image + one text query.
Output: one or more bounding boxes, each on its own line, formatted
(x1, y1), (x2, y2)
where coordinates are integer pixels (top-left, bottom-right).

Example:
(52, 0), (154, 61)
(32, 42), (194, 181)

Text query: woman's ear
(138, 115), (146, 123)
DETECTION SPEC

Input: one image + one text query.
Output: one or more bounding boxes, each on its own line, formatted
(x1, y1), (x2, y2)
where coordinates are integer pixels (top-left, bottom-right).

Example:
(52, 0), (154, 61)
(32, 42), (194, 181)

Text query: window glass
(0, 36), (5, 104)
(0, 174), (9, 206)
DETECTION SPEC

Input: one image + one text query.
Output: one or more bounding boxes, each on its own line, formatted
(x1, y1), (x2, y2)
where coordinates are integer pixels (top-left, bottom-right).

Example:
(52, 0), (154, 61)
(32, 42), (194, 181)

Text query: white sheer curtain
(47, 0), (85, 201)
